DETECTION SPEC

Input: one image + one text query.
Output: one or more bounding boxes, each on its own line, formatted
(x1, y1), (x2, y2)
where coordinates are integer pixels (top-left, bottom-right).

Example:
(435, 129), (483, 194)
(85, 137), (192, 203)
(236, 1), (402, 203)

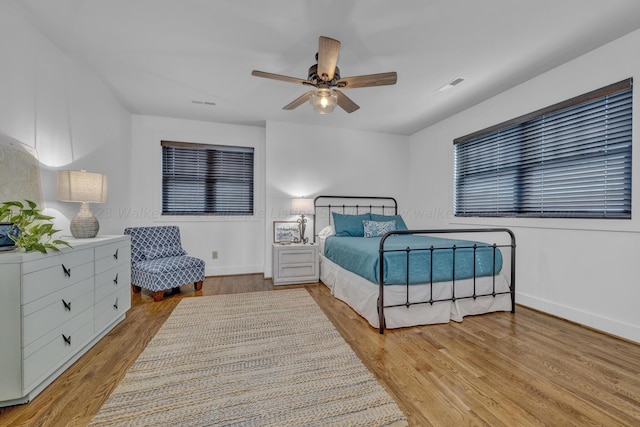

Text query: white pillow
(318, 225), (336, 238)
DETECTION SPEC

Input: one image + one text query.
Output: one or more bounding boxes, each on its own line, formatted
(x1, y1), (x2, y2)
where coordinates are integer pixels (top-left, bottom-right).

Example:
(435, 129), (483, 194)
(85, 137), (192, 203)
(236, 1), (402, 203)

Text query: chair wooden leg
(131, 284), (142, 293)
(195, 280), (203, 291)
(152, 291), (164, 302)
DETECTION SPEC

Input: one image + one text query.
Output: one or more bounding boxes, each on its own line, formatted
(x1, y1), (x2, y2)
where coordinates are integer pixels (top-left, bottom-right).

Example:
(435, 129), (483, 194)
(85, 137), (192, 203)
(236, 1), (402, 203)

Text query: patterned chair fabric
(124, 226), (205, 297)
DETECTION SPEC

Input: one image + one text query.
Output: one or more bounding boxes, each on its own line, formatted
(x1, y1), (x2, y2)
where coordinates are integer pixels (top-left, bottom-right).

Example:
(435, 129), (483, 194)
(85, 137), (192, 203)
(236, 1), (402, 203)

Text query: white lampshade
(309, 88), (337, 114)
(57, 170), (107, 203)
(57, 170), (107, 239)
(291, 198), (314, 215)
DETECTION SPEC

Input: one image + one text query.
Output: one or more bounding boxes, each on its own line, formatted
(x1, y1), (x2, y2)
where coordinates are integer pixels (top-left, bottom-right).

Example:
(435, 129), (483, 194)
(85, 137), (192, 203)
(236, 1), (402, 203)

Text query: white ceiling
(14, 0), (640, 135)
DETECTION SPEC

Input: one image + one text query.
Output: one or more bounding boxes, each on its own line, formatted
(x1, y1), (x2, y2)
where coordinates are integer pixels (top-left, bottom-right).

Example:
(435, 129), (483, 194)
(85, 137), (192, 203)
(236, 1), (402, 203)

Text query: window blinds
(161, 141), (254, 215)
(454, 79), (632, 219)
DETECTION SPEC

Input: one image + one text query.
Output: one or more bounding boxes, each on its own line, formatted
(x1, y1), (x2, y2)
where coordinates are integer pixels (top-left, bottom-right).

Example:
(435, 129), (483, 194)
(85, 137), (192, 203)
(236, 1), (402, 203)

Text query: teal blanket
(324, 235), (502, 285)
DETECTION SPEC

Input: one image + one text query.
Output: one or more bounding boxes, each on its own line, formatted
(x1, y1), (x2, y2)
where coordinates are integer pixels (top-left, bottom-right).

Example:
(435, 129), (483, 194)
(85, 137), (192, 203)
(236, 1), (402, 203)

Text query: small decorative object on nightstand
(272, 242), (319, 285)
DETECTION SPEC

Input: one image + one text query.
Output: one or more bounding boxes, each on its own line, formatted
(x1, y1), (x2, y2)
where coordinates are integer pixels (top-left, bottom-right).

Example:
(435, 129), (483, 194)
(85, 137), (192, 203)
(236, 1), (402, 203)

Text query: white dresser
(0, 235), (131, 407)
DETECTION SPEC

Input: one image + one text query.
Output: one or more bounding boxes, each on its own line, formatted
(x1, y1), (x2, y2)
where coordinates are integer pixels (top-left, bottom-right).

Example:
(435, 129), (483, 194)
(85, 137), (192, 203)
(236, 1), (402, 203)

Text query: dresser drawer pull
(62, 264), (71, 277)
(62, 334), (71, 345)
(113, 273), (119, 285)
(62, 299), (71, 311)
(113, 249), (119, 260)
(113, 297), (119, 310)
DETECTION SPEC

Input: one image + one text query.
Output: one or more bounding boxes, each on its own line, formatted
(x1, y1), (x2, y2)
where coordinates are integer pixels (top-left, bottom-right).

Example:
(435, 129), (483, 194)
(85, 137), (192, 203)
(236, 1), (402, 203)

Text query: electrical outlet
(212, 251), (218, 259)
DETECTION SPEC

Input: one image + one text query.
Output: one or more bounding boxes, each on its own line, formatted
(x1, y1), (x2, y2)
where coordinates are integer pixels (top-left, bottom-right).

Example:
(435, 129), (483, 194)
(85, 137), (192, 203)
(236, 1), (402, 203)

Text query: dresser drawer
(22, 248), (93, 275)
(22, 278), (94, 347)
(95, 286), (131, 333)
(23, 255), (94, 304)
(22, 307), (94, 391)
(95, 264), (131, 302)
(95, 241), (131, 275)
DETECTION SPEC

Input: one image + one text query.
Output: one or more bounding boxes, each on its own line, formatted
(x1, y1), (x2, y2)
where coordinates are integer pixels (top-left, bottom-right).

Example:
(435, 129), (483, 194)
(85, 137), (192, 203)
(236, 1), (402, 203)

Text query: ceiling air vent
(437, 77), (466, 92)
(191, 100), (216, 106)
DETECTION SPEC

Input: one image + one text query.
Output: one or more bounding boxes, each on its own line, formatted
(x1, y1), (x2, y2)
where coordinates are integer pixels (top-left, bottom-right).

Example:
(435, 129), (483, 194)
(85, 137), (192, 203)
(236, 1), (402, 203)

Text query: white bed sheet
(319, 252), (512, 329)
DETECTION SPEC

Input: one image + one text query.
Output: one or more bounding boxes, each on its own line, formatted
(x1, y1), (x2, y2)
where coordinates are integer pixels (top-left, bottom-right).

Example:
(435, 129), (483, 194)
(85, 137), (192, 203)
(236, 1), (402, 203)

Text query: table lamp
(291, 197), (314, 244)
(57, 170), (107, 238)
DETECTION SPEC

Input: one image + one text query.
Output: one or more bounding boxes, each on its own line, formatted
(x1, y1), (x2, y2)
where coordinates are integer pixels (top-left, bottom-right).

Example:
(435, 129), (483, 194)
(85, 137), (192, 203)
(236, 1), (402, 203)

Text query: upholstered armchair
(124, 226), (205, 301)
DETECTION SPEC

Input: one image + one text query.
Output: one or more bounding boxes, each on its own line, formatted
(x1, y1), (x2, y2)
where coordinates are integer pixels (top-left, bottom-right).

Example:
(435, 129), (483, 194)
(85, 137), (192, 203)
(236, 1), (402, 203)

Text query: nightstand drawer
(278, 263), (316, 279)
(278, 249), (316, 265)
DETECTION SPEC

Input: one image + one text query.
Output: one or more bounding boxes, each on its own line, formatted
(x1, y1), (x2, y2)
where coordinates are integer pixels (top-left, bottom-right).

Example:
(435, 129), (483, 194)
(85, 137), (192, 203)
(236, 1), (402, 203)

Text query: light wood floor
(1, 275), (639, 426)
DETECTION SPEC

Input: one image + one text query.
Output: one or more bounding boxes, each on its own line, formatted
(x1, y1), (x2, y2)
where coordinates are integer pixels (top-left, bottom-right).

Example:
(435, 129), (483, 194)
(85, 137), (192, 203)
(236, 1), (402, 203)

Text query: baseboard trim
(516, 292), (640, 344)
(205, 265), (263, 277)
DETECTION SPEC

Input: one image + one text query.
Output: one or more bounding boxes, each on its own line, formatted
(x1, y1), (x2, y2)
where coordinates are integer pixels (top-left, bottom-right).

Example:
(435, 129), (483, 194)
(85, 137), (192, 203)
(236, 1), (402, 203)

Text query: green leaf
(39, 223), (54, 234)
(52, 239), (72, 248)
(34, 213), (55, 221)
(4, 201), (24, 209)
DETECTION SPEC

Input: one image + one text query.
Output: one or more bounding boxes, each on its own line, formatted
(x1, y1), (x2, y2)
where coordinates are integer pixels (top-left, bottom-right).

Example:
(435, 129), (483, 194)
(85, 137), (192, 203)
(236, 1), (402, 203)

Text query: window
(454, 79), (632, 219)
(161, 141), (254, 215)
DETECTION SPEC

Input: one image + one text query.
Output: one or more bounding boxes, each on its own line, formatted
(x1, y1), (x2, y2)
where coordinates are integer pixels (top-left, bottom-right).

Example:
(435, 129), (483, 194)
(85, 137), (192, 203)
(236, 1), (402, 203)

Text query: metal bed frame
(314, 195), (516, 334)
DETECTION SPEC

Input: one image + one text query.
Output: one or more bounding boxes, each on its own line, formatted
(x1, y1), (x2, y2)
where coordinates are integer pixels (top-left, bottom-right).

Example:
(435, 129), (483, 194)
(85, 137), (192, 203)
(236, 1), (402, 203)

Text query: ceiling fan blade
(317, 36), (340, 81)
(283, 91), (313, 110)
(336, 72), (397, 89)
(252, 70), (312, 86)
(335, 90), (360, 113)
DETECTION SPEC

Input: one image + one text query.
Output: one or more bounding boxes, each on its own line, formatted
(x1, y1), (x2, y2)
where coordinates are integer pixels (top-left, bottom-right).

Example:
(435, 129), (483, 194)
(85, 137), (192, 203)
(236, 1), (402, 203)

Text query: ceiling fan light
(309, 88), (337, 114)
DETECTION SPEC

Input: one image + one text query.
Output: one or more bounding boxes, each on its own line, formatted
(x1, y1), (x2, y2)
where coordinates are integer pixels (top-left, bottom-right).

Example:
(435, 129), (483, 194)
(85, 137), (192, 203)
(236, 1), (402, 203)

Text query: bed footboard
(377, 228), (516, 334)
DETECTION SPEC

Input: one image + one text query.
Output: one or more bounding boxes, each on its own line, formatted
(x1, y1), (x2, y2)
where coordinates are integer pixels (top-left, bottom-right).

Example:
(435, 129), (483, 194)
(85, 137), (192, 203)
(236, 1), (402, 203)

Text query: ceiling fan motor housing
(308, 64), (340, 86)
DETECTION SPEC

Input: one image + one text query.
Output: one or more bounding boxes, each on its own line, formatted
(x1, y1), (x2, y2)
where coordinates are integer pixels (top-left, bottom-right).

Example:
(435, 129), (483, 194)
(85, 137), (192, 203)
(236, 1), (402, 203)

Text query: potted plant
(0, 200), (71, 253)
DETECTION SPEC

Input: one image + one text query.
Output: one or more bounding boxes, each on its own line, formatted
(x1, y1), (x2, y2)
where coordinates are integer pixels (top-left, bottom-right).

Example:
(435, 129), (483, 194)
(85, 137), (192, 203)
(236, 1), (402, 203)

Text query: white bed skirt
(320, 254), (512, 329)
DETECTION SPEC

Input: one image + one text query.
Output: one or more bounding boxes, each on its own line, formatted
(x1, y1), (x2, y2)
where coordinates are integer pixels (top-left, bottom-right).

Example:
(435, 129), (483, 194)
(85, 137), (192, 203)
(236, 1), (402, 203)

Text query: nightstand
(272, 243), (319, 285)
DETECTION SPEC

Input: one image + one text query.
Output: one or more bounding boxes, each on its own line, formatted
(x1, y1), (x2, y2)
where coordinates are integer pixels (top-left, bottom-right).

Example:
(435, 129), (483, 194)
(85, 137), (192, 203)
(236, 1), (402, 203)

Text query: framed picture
(273, 221), (300, 243)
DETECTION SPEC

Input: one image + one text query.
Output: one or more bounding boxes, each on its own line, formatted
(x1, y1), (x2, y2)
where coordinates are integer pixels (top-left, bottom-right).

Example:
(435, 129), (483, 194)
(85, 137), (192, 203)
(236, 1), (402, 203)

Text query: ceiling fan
(251, 36), (397, 114)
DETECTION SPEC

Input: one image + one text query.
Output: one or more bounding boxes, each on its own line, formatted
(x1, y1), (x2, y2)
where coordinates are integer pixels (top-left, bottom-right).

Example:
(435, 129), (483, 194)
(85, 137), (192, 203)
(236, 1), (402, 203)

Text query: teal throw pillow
(332, 212), (371, 237)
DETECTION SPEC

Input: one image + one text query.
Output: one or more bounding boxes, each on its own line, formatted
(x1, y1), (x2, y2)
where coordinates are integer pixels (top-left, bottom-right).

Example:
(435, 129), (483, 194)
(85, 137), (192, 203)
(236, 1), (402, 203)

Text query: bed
(314, 195), (515, 333)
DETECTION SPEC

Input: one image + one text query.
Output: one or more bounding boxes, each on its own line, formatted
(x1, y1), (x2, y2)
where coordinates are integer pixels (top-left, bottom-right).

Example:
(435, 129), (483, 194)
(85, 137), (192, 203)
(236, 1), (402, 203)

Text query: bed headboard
(313, 195), (398, 240)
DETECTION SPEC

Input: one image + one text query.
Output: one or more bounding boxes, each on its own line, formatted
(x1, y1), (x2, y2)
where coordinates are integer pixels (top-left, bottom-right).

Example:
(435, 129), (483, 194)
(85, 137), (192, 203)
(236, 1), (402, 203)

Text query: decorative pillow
(143, 245), (186, 260)
(370, 214), (408, 230)
(332, 212), (371, 237)
(363, 220), (396, 238)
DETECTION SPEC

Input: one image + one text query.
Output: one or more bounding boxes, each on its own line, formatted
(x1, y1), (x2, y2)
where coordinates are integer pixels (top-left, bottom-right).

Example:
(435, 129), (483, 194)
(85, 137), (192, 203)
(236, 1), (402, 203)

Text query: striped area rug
(90, 289), (407, 426)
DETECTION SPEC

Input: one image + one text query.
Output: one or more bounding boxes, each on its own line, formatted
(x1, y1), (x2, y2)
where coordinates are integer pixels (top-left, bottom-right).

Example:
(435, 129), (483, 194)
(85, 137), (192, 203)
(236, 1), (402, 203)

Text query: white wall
(409, 29), (640, 343)
(129, 117), (410, 279)
(0, 2), (131, 236)
(264, 121), (410, 277)
(129, 115), (266, 276)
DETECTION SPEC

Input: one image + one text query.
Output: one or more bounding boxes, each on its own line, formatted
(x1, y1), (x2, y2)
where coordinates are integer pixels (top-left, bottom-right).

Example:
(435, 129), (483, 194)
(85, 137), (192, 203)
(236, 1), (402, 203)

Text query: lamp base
(297, 214), (309, 244)
(70, 202), (99, 238)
